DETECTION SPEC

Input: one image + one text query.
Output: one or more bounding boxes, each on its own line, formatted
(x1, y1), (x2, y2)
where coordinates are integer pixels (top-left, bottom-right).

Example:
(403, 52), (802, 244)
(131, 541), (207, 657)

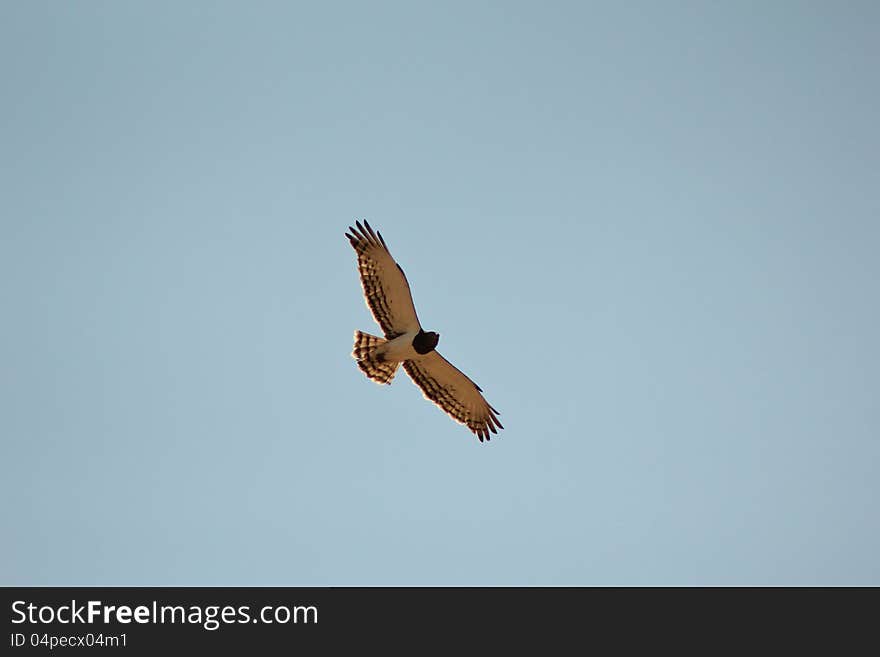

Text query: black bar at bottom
(0, 586), (870, 651)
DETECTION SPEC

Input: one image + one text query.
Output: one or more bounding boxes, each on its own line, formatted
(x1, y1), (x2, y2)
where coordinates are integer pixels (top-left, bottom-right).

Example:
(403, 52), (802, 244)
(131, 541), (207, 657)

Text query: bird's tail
(352, 330), (400, 385)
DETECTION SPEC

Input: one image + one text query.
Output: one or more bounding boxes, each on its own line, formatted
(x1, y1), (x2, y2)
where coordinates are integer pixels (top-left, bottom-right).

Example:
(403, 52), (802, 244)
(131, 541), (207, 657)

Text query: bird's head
(413, 329), (440, 354)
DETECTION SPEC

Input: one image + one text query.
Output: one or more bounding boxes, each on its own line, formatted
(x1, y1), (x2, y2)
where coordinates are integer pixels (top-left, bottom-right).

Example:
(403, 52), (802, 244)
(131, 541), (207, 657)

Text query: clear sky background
(2, 2), (878, 585)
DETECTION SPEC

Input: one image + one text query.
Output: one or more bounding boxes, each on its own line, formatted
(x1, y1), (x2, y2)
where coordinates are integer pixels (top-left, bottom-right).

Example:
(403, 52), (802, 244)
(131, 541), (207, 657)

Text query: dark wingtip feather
(364, 221), (379, 243)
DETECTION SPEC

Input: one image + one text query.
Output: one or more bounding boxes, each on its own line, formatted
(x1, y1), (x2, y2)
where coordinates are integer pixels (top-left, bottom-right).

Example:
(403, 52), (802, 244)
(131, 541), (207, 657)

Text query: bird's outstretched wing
(346, 220), (421, 338)
(403, 352), (503, 442)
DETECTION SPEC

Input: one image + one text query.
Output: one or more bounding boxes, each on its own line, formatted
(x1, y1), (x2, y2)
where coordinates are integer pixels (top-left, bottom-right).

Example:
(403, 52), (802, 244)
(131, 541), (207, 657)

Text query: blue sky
(2, 1), (878, 585)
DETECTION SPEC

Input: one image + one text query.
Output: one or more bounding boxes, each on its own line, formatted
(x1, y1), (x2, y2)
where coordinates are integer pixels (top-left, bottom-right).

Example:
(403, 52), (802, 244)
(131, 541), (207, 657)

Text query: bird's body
(346, 220), (502, 441)
(375, 330), (438, 362)
(376, 331), (420, 362)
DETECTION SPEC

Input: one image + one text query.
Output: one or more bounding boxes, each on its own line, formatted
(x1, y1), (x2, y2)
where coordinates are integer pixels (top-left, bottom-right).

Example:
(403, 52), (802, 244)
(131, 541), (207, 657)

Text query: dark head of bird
(412, 330), (440, 355)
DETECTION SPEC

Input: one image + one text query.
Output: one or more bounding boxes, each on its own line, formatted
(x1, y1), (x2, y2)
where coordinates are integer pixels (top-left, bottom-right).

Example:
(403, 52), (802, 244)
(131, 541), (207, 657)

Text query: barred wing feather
(345, 220), (421, 338)
(403, 352), (503, 442)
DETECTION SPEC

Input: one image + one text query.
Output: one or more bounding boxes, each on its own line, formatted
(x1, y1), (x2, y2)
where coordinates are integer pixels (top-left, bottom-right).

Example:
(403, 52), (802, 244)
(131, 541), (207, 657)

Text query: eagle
(346, 220), (503, 442)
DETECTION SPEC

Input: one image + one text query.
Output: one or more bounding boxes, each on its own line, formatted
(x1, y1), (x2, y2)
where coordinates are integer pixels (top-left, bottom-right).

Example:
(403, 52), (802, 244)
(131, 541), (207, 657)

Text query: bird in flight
(346, 220), (503, 442)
